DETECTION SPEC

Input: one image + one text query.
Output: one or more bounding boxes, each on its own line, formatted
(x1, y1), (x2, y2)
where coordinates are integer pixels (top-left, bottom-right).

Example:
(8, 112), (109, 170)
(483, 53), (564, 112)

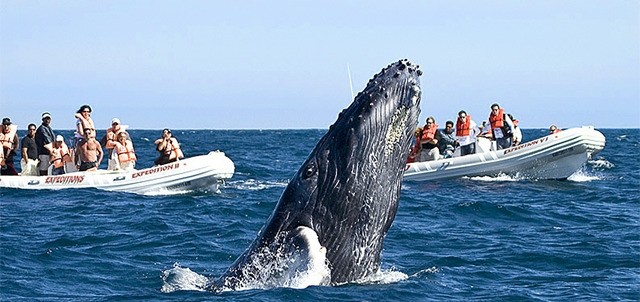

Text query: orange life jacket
(489, 108), (505, 129)
(489, 108), (513, 138)
(420, 123), (438, 141)
(114, 140), (136, 163)
(456, 115), (472, 136)
(50, 143), (72, 169)
(406, 137), (421, 163)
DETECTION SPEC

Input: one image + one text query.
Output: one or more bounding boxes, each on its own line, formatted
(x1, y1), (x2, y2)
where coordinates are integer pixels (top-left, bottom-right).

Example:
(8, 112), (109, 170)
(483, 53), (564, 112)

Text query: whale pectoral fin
(280, 226), (331, 287)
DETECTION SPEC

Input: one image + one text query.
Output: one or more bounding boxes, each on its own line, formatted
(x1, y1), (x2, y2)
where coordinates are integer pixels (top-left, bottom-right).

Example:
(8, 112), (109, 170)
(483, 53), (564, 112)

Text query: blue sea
(1, 128), (638, 301)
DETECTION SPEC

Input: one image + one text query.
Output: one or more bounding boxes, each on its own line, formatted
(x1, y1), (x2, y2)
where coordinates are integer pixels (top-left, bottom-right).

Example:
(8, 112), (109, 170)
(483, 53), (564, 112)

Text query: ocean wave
(227, 179), (288, 191)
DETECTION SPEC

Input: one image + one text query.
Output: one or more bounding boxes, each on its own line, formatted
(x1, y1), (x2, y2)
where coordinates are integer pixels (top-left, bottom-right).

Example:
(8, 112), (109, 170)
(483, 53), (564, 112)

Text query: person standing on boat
(50, 135), (72, 175)
(419, 117), (440, 161)
(35, 112), (56, 175)
(154, 128), (184, 165)
(107, 131), (136, 171)
(436, 121), (457, 158)
(20, 123), (40, 176)
(74, 105), (96, 147)
(0, 117), (19, 175)
(102, 118), (130, 170)
(508, 114), (523, 146)
(484, 103), (515, 150)
(455, 110), (480, 156)
(76, 128), (103, 172)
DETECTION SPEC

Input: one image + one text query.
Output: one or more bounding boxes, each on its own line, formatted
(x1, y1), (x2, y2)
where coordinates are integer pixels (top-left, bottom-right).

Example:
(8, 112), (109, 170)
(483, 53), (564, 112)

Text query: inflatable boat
(0, 151), (234, 194)
(403, 126), (605, 181)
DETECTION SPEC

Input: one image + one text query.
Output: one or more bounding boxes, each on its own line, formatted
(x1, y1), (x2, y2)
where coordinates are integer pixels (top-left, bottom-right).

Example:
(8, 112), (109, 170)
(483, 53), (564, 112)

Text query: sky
(1, 1), (638, 130)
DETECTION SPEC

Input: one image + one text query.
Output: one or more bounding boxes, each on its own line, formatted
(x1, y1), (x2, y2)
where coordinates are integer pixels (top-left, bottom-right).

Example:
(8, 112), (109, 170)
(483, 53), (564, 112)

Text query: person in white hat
(102, 117), (130, 170)
(35, 112), (56, 175)
(49, 135), (71, 175)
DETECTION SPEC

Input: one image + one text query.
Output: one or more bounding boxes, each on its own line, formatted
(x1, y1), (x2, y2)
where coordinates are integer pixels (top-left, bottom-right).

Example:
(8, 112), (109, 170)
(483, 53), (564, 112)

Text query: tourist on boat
(74, 105), (96, 146)
(419, 117), (440, 161)
(549, 124), (561, 134)
(106, 131), (136, 171)
(437, 121), (457, 159)
(154, 128), (184, 166)
(0, 117), (19, 175)
(102, 117), (130, 170)
(35, 112), (56, 175)
(484, 103), (515, 150)
(407, 127), (422, 163)
(455, 110), (480, 156)
(50, 135), (72, 175)
(76, 128), (103, 172)
(20, 123), (39, 176)
(508, 114), (523, 146)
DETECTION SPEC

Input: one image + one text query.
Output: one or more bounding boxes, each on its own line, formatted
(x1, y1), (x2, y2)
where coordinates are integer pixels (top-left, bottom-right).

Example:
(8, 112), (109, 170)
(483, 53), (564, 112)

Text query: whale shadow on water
(189, 59), (423, 292)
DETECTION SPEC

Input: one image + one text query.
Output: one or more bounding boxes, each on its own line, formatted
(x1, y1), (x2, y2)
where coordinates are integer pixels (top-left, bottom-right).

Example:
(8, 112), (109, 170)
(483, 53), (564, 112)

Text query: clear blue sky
(1, 1), (638, 130)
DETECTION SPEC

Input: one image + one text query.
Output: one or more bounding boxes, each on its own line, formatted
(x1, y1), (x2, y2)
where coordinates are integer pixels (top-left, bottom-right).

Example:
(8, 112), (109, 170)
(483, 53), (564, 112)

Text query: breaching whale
(209, 59), (422, 291)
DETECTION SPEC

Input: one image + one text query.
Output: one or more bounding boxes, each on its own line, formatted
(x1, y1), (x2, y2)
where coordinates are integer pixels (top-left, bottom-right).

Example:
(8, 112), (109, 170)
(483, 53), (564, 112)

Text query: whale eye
(303, 162), (317, 179)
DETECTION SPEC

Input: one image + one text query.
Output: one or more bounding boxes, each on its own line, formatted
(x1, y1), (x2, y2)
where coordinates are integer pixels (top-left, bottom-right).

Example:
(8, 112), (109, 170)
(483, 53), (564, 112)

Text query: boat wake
(588, 157), (614, 170)
(466, 173), (521, 182)
(567, 170), (601, 182)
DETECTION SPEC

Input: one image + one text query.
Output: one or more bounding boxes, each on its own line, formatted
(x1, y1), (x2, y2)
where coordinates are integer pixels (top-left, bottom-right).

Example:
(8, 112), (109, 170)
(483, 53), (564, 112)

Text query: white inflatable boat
(0, 151), (234, 194)
(403, 126), (606, 181)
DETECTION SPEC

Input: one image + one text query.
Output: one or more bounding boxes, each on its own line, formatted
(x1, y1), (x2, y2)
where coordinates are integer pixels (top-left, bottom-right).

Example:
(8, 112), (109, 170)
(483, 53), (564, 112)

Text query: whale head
(211, 59), (422, 291)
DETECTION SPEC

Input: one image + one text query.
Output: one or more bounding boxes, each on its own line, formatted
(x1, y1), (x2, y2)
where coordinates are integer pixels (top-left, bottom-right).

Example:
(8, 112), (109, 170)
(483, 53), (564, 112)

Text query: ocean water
(1, 128), (638, 301)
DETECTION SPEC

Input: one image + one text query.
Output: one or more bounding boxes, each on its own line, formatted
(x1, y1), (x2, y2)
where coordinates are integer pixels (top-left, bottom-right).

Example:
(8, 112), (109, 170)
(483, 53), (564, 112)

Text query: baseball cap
(56, 135), (64, 142)
(111, 118), (121, 125)
(42, 112), (52, 119)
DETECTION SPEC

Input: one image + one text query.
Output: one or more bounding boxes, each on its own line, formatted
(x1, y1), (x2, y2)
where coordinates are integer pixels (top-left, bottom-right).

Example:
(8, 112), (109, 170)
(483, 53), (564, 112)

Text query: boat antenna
(347, 63), (355, 101)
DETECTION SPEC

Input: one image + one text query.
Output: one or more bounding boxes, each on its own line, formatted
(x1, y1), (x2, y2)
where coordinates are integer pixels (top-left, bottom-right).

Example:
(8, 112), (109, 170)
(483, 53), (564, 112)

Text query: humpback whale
(209, 59), (422, 291)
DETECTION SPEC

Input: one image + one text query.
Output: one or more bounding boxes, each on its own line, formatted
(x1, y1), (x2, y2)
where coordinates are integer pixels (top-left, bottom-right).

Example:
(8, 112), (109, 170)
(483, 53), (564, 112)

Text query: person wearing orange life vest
(106, 131), (136, 171)
(49, 135), (72, 175)
(154, 128), (184, 166)
(74, 104), (96, 145)
(419, 117), (440, 161)
(482, 103), (515, 150)
(455, 110), (481, 156)
(1, 117), (19, 175)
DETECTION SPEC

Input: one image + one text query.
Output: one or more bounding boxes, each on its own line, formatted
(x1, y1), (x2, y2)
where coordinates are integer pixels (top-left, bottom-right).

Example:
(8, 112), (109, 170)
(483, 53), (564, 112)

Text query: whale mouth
(209, 59), (422, 291)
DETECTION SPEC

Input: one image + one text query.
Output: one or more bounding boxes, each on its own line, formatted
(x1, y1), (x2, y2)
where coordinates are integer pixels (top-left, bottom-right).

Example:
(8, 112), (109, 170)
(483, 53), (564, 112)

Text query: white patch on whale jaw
(218, 226), (331, 292)
(383, 106), (409, 156)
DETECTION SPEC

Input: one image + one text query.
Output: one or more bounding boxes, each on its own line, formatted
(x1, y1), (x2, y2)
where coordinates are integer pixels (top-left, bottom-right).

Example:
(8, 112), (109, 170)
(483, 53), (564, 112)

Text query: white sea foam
(567, 169), (601, 182)
(143, 188), (193, 196)
(467, 173), (520, 182)
(160, 264), (208, 293)
(228, 179), (288, 191)
(588, 158), (614, 169)
(355, 267), (409, 285)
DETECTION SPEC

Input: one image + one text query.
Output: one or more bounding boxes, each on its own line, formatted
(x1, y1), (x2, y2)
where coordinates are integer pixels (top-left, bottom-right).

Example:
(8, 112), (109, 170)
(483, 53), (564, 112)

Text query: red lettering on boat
(44, 175), (85, 185)
(132, 162), (180, 179)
